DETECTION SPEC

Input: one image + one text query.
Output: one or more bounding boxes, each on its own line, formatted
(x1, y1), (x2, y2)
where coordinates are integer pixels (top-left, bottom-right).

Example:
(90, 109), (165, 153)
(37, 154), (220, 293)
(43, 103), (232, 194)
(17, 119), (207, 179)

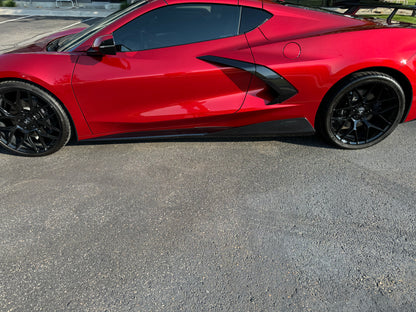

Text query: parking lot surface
(1, 15), (416, 311)
(0, 15), (99, 53)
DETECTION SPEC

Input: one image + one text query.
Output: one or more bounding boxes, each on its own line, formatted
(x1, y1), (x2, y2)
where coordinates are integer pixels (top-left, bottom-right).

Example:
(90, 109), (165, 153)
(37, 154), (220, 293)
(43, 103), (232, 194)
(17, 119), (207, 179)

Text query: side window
(239, 7), (272, 34)
(113, 4), (240, 51)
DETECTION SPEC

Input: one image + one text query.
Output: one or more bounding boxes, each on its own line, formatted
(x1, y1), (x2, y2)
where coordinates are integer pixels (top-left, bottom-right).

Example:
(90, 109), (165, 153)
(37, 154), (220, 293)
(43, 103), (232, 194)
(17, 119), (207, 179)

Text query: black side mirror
(87, 34), (117, 56)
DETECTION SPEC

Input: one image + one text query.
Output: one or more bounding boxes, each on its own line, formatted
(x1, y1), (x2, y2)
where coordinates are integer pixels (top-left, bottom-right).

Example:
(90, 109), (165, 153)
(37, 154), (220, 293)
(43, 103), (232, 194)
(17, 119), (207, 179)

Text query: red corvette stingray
(1, 0), (416, 156)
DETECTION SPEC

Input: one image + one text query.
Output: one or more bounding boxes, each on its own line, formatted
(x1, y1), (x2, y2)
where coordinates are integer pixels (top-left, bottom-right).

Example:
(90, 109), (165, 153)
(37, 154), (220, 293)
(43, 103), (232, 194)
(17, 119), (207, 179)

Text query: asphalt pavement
(1, 15), (416, 312)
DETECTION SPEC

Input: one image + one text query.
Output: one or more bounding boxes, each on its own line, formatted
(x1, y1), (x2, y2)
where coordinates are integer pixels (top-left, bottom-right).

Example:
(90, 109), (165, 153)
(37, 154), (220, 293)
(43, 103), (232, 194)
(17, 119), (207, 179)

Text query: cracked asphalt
(1, 15), (416, 312)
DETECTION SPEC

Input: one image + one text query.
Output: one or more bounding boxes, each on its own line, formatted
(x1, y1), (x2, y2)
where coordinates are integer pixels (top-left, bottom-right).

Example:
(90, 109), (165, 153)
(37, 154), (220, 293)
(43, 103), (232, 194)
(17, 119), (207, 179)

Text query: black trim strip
(209, 118), (314, 137)
(81, 118), (314, 142)
(197, 55), (298, 104)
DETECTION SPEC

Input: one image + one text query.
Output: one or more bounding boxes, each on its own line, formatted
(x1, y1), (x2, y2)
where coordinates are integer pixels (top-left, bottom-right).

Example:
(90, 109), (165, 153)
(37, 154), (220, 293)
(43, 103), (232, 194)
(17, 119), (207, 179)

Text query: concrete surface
(0, 15), (100, 53)
(1, 15), (416, 312)
(0, 6), (114, 17)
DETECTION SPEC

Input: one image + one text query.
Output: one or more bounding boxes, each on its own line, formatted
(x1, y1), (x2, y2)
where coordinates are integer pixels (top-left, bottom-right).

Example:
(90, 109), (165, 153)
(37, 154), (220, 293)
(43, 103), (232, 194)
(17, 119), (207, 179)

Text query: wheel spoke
(379, 96), (397, 104)
(336, 95), (357, 111)
(375, 105), (397, 115)
(340, 126), (354, 140)
(1, 91), (17, 107)
(363, 83), (376, 101)
(362, 118), (385, 133)
(16, 133), (28, 151)
(354, 129), (359, 144)
(15, 90), (22, 111)
(332, 118), (349, 133)
(37, 119), (60, 132)
(0, 125), (16, 132)
(365, 123), (370, 144)
(6, 128), (16, 145)
(27, 91), (34, 108)
(0, 93), (9, 106)
(334, 107), (353, 113)
(27, 136), (39, 153)
(352, 89), (363, 102)
(37, 129), (59, 140)
(0, 106), (16, 119)
(376, 114), (392, 125)
(331, 116), (347, 121)
(375, 87), (384, 101)
(36, 132), (48, 150)
(39, 112), (55, 122)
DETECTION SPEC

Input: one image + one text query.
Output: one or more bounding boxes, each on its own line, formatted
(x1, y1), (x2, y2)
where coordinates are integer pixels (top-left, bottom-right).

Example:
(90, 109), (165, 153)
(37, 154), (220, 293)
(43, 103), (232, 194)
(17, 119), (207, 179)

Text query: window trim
(238, 6), (273, 35)
(112, 3), (272, 52)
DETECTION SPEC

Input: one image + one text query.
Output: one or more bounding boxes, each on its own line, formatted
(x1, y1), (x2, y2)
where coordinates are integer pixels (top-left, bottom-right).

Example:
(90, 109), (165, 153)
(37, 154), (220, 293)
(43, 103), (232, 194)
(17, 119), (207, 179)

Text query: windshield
(57, 0), (148, 52)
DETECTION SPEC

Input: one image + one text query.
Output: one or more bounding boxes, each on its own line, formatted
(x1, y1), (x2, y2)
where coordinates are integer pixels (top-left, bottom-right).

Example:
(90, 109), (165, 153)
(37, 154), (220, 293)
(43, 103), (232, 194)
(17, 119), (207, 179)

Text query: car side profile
(0, 0), (416, 156)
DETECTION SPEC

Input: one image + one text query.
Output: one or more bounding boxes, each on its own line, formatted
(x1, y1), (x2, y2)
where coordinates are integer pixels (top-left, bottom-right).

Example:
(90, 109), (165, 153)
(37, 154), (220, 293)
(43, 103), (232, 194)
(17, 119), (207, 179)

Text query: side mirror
(88, 34), (117, 56)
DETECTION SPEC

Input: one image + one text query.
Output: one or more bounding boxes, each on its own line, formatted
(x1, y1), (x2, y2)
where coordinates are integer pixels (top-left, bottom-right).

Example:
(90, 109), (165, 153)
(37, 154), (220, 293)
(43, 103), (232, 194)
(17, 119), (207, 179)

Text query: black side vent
(197, 55), (298, 104)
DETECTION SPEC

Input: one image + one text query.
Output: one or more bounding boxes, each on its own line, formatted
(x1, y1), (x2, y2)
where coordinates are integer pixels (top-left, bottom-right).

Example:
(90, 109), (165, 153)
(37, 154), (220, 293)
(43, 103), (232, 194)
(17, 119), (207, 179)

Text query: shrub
(120, 0), (129, 10)
(2, 0), (16, 6)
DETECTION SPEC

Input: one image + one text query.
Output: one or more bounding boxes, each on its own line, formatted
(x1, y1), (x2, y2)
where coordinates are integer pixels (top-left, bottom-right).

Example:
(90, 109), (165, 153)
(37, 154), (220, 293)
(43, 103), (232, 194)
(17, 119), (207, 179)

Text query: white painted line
(56, 16), (97, 31)
(81, 17), (99, 24)
(2, 16), (100, 52)
(0, 15), (31, 25)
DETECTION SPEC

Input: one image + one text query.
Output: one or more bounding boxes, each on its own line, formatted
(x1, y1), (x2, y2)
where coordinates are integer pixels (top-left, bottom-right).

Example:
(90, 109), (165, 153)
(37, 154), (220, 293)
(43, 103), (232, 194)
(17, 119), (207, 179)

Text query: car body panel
(0, 53), (92, 138)
(6, 28), (86, 54)
(0, 0), (415, 145)
(72, 35), (253, 135)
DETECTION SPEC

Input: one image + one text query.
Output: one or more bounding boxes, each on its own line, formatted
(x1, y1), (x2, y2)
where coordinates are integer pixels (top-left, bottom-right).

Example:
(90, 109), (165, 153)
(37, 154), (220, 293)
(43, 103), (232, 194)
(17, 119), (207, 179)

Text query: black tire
(316, 71), (405, 149)
(0, 81), (71, 156)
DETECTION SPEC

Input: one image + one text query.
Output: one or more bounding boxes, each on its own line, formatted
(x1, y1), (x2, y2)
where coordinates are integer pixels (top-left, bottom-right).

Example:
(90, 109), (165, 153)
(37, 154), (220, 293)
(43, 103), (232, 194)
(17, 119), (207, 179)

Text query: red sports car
(1, 0), (416, 156)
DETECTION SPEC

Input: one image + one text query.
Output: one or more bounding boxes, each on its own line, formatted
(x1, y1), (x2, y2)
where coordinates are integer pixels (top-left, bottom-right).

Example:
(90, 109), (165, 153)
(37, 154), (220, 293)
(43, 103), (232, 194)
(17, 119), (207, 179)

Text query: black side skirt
(82, 118), (315, 142)
(210, 118), (314, 137)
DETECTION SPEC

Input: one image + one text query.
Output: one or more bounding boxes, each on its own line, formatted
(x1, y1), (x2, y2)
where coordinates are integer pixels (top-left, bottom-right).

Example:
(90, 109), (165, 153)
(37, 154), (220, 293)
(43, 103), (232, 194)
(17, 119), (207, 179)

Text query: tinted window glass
(239, 7), (272, 34)
(58, 0), (148, 51)
(114, 4), (240, 51)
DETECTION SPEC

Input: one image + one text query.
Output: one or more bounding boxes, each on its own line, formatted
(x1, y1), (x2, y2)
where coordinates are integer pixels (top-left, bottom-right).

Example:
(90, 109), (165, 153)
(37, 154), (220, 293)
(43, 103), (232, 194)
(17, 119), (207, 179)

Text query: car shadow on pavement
(70, 134), (331, 149)
(0, 135), (333, 157)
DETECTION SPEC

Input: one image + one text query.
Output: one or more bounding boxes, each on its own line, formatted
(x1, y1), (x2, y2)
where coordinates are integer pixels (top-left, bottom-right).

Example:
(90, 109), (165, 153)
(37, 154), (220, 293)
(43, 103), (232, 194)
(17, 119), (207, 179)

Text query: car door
(72, 3), (254, 135)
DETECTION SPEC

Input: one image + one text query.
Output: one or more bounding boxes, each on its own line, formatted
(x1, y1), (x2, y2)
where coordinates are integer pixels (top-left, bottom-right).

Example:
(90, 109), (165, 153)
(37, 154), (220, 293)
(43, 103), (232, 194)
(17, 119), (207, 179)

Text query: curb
(0, 7), (114, 17)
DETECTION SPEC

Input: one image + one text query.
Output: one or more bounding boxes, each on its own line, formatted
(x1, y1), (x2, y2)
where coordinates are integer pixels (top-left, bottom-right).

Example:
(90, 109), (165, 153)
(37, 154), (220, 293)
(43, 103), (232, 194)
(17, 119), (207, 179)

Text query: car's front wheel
(317, 71), (405, 149)
(0, 81), (71, 156)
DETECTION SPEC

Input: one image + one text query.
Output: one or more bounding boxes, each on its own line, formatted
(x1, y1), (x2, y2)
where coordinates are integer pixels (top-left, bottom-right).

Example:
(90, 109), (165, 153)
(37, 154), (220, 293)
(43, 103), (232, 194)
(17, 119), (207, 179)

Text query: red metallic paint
(72, 35), (253, 135)
(0, 53), (92, 138)
(1, 0), (416, 142)
(9, 28), (86, 54)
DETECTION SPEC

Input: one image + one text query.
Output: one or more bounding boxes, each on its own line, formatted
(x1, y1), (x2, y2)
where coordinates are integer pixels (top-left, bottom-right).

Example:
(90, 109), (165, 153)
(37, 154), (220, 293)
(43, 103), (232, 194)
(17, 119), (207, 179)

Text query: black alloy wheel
(0, 81), (71, 156)
(317, 72), (405, 149)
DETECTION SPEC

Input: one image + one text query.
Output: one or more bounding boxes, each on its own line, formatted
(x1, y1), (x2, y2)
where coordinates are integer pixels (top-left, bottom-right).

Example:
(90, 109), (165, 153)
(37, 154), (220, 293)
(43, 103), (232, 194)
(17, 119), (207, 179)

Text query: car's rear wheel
(317, 71), (405, 149)
(0, 81), (71, 156)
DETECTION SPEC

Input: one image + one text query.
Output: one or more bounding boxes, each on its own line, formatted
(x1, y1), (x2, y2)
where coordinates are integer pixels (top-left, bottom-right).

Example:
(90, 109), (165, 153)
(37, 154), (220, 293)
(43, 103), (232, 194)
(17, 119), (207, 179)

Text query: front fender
(0, 53), (92, 139)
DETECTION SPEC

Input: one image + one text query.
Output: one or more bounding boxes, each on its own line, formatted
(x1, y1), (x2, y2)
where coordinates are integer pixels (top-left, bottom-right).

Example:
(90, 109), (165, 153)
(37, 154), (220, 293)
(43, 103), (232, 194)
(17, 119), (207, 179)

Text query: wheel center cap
(23, 117), (32, 125)
(19, 115), (35, 130)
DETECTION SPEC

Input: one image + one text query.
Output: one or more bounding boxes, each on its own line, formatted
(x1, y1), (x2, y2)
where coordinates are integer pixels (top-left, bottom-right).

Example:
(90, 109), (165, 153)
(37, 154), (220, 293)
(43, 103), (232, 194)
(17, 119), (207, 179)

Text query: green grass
(283, 0), (327, 6)
(361, 14), (416, 24)
(285, 0), (416, 7)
